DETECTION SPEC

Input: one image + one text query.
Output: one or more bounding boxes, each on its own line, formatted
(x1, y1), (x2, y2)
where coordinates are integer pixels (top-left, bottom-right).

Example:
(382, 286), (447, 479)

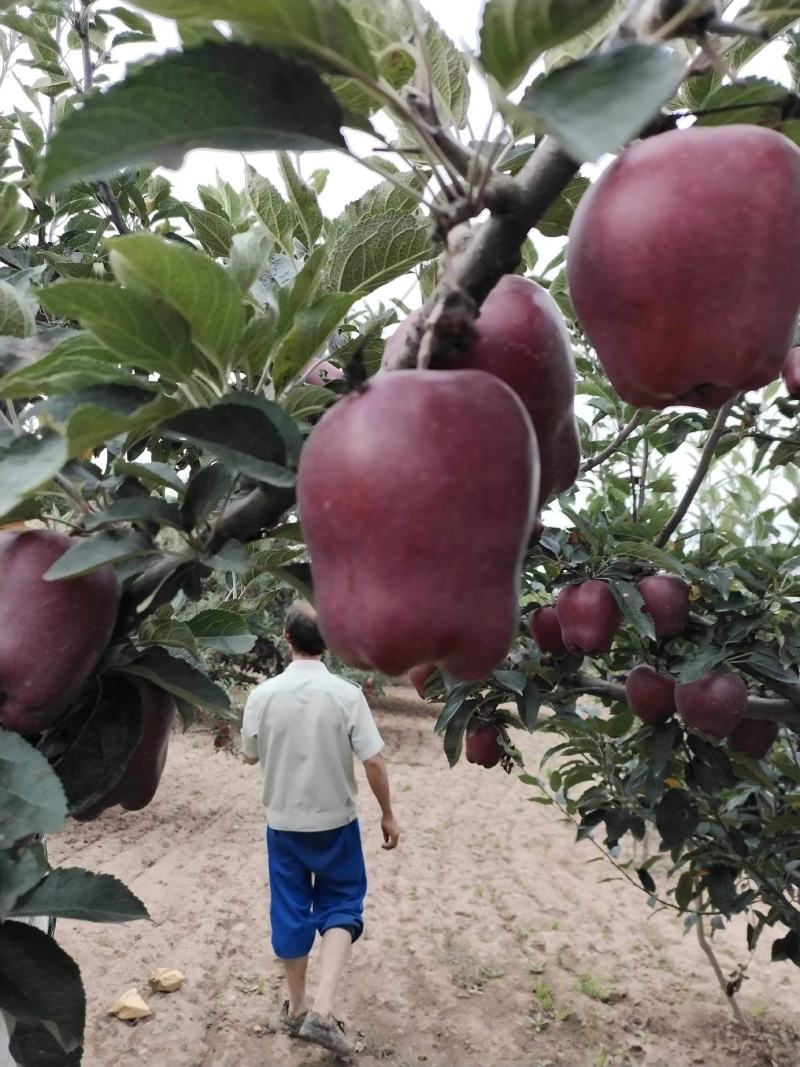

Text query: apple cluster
(0, 529), (176, 816)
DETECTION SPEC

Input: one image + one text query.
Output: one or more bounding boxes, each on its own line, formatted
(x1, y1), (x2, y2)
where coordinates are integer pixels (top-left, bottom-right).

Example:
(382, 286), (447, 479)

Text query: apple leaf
(39, 43), (346, 192)
(44, 530), (153, 580)
(521, 42), (686, 162)
(655, 788), (699, 849)
(0, 734), (68, 849)
(10, 869), (149, 924)
(443, 701), (477, 768)
(186, 609), (256, 654)
(0, 432), (68, 521)
(120, 649), (230, 714)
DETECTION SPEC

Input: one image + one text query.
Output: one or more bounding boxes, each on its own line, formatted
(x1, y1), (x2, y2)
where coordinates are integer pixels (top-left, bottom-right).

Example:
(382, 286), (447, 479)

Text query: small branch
(695, 912), (747, 1026)
(581, 410), (646, 474)
(638, 437), (649, 516)
(654, 397), (738, 549)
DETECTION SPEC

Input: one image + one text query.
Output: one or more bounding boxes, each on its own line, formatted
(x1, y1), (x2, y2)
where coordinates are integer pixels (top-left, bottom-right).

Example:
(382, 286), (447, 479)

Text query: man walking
(242, 600), (400, 1056)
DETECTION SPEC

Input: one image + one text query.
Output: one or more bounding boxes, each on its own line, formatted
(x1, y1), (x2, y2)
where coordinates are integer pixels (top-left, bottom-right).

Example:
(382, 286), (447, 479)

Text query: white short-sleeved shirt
(241, 659), (384, 831)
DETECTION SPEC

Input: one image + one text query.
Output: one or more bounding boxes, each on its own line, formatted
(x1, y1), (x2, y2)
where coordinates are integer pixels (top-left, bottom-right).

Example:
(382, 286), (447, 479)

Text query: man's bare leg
(283, 955), (309, 1016)
(313, 928), (353, 1017)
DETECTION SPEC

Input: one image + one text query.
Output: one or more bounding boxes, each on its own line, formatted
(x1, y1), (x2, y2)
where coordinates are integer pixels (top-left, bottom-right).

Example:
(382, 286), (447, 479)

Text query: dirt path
(51, 688), (799, 1067)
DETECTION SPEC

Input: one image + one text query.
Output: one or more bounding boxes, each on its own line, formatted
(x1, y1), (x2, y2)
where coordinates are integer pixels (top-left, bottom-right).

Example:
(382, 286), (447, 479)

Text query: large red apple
(409, 663), (436, 699)
(728, 718), (779, 760)
(675, 672), (747, 740)
(782, 347), (800, 398)
(528, 606), (567, 656)
(298, 369), (538, 679)
(638, 574), (690, 640)
(555, 580), (621, 655)
(466, 723), (502, 768)
(382, 276), (580, 507)
(625, 665), (676, 726)
(0, 529), (120, 735)
(568, 125), (800, 410)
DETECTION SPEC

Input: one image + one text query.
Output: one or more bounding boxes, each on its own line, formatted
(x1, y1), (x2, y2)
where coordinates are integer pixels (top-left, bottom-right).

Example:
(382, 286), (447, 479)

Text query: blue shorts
(266, 819), (367, 959)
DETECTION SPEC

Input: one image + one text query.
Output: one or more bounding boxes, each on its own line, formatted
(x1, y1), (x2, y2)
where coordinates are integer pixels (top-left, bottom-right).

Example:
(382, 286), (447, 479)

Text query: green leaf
(39, 43), (346, 193)
(637, 866), (656, 895)
(278, 152), (322, 248)
(185, 204), (235, 258)
(11, 869), (150, 923)
(0, 278), (35, 337)
(696, 77), (794, 134)
(227, 225), (273, 292)
(480, 0), (615, 89)
(121, 649), (230, 714)
(443, 701), (477, 767)
(246, 164), (296, 253)
(43, 530), (152, 580)
(434, 683), (476, 735)
(0, 843), (48, 918)
(609, 579), (655, 641)
(108, 233), (245, 369)
(537, 174), (590, 237)
(704, 865), (738, 917)
(517, 679), (542, 731)
(108, 6), (155, 34)
(0, 733), (67, 849)
(160, 394), (299, 486)
(114, 459), (186, 493)
(0, 431), (68, 520)
(655, 788), (699, 849)
(187, 609), (256, 653)
(138, 614), (199, 658)
(134, 0), (377, 80)
(0, 921), (85, 1056)
(492, 669), (527, 695)
(271, 292), (356, 395)
(521, 42), (685, 162)
(771, 929), (800, 967)
(82, 497), (186, 532)
(284, 383), (338, 419)
(0, 336), (149, 399)
(181, 463), (234, 528)
(0, 183), (28, 245)
(331, 1), (416, 116)
(8, 1018), (82, 1067)
(38, 280), (194, 379)
(422, 4), (470, 127)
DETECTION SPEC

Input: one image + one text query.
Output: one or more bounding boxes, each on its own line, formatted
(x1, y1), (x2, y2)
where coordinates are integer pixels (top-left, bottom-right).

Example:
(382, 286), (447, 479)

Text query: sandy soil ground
(51, 687), (799, 1067)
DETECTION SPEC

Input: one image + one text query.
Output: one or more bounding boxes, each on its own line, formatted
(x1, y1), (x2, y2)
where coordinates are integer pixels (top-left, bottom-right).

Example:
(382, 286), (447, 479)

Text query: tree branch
(654, 397), (738, 549)
(581, 410), (646, 474)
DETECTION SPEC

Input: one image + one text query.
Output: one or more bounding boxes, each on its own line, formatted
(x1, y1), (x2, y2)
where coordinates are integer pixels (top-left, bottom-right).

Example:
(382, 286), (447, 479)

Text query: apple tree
(1, 0), (800, 1061)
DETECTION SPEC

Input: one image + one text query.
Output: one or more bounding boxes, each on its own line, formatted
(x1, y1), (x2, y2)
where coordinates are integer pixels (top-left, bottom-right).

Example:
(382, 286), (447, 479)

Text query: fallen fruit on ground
(409, 663), (436, 699)
(382, 275), (580, 508)
(529, 606), (568, 656)
(0, 529), (119, 735)
(298, 369), (538, 679)
(782, 347), (800, 398)
(555, 580), (621, 655)
(637, 574), (690, 640)
(728, 718), (779, 760)
(465, 723), (502, 768)
(568, 125), (800, 409)
(625, 665), (677, 725)
(675, 672), (747, 740)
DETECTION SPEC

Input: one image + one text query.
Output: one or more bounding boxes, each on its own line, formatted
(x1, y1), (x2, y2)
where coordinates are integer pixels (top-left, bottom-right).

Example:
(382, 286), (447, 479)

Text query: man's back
(242, 660), (383, 832)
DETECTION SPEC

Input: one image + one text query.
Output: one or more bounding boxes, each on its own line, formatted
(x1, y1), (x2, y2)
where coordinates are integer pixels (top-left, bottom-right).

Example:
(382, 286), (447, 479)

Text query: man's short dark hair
(284, 601), (326, 655)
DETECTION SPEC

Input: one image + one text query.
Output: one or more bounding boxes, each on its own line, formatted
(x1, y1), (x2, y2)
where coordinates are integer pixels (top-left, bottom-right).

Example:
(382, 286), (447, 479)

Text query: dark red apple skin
(782, 347), (800, 398)
(298, 369), (538, 680)
(567, 125), (800, 410)
(74, 679), (177, 819)
(675, 672), (747, 741)
(466, 724), (502, 768)
(528, 518), (545, 546)
(728, 718), (779, 760)
(625, 665), (677, 726)
(409, 663), (436, 699)
(638, 574), (690, 640)
(555, 581), (621, 655)
(382, 276), (580, 507)
(529, 607), (568, 656)
(304, 360), (344, 386)
(0, 529), (120, 735)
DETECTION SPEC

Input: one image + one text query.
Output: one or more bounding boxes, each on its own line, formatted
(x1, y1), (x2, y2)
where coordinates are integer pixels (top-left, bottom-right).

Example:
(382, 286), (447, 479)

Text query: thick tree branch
(654, 397), (738, 548)
(581, 410), (646, 474)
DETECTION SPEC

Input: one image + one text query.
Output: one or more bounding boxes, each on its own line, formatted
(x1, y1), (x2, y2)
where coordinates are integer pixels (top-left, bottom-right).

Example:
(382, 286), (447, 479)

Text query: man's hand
(381, 815), (400, 850)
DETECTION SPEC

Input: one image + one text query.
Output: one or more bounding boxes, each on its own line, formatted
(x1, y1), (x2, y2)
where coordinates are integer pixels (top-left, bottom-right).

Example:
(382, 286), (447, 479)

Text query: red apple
(638, 574), (690, 640)
(409, 663), (436, 699)
(0, 529), (120, 735)
(304, 360), (344, 386)
(675, 672), (747, 740)
(382, 275), (580, 508)
(625, 665), (677, 726)
(782, 347), (800, 398)
(528, 518), (544, 546)
(728, 718), (779, 760)
(466, 723), (502, 768)
(555, 580), (621, 655)
(568, 125), (800, 409)
(298, 369), (538, 679)
(529, 606), (567, 656)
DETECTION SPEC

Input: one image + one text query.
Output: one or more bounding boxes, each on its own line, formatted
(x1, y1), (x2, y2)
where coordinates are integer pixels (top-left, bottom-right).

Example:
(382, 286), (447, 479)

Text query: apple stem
(695, 913), (747, 1026)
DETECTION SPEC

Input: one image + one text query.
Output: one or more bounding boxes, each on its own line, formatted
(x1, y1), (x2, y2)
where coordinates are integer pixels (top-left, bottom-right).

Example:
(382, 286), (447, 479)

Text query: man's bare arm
(363, 752), (400, 849)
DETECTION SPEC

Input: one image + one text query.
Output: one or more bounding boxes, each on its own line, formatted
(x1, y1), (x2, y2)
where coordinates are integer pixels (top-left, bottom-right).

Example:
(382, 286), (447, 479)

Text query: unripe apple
(465, 723), (502, 768)
(638, 574), (690, 640)
(528, 607), (567, 656)
(625, 664), (676, 726)
(568, 125), (800, 409)
(555, 580), (621, 655)
(382, 276), (580, 508)
(728, 718), (779, 760)
(0, 529), (120, 735)
(675, 672), (747, 740)
(298, 369), (538, 679)
(304, 360), (344, 386)
(409, 663), (436, 699)
(782, 347), (800, 398)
